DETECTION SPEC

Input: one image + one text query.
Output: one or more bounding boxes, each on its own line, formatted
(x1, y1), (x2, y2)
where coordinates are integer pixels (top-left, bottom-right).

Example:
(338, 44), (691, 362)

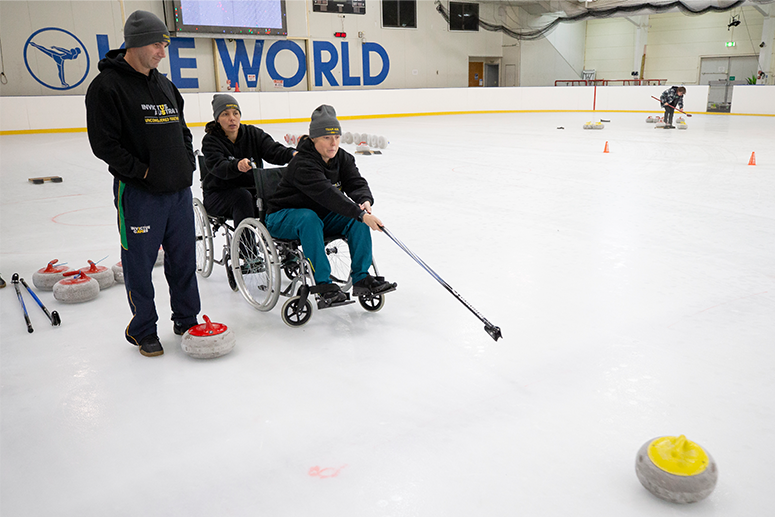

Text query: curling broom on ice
(651, 95), (692, 117)
(380, 226), (502, 341)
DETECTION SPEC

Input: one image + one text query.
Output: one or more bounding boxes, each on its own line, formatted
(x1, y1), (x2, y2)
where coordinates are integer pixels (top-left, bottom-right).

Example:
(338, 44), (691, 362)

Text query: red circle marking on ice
(308, 465), (348, 478)
(52, 207), (113, 227)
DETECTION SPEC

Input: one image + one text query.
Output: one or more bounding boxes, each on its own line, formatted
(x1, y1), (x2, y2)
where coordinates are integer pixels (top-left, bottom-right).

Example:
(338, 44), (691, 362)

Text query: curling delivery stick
(19, 277), (61, 326)
(11, 274), (33, 333)
(380, 226), (502, 341)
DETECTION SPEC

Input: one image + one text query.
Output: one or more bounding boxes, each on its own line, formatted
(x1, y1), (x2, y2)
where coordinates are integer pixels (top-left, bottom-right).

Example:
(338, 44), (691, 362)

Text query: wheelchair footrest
(316, 297), (355, 310)
(352, 283), (397, 298)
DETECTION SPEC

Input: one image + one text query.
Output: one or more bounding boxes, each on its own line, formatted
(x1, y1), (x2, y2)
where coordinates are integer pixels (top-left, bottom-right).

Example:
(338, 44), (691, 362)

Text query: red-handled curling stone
(181, 315), (236, 359)
(53, 271), (100, 303)
(32, 259), (72, 290)
(79, 260), (115, 290)
(112, 261), (124, 283)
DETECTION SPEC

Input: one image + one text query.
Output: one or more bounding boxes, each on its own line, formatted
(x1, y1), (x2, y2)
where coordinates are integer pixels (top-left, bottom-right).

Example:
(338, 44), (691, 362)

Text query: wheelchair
(192, 152), (389, 327)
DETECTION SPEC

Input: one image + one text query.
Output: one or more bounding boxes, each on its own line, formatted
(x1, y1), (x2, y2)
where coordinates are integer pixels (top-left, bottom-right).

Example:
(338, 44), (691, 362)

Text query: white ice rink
(1, 111), (774, 516)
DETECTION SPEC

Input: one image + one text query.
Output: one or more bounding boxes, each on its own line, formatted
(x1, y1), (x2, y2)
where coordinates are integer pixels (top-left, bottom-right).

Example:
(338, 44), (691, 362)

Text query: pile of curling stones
(33, 259), (113, 303)
(32, 247), (164, 303)
(583, 121), (605, 130)
(342, 132), (388, 150)
(284, 133), (304, 146)
(635, 434), (718, 504)
(284, 132), (389, 151)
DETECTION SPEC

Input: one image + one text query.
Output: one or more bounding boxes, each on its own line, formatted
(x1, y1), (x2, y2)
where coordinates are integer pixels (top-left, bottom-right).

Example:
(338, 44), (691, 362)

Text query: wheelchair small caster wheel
(358, 294), (385, 312)
(282, 296), (313, 327)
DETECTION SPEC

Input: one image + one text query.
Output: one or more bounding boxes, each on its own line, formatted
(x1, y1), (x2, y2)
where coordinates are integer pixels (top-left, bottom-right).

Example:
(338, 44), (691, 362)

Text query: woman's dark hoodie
(201, 124), (294, 193)
(267, 136), (373, 221)
(85, 49), (195, 193)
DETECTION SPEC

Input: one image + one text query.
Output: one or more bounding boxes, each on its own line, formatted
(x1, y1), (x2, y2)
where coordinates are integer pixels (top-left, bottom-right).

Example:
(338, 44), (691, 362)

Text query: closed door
(469, 62), (483, 87)
(504, 64), (517, 87)
(700, 56), (759, 84)
(485, 64), (499, 87)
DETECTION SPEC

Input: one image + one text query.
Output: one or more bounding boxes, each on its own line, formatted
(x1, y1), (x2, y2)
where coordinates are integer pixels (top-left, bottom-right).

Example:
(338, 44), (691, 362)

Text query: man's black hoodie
(267, 136), (373, 221)
(86, 49), (195, 193)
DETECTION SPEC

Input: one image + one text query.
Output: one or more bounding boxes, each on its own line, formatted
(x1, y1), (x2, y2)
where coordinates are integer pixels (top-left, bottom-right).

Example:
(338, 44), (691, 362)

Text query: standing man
(659, 85), (686, 129)
(86, 10), (200, 357)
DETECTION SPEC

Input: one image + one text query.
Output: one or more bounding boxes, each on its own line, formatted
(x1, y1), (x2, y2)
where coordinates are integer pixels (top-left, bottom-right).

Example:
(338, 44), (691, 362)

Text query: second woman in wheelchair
(201, 94), (296, 226)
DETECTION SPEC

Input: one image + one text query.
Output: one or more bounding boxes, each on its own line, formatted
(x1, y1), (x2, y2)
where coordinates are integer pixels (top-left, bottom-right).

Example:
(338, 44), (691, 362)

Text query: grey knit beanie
(124, 10), (170, 49)
(309, 105), (341, 139)
(212, 94), (241, 120)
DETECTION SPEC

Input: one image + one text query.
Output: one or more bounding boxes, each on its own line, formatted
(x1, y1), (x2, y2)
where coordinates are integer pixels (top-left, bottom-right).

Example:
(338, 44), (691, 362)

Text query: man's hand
(359, 201), (372, 214)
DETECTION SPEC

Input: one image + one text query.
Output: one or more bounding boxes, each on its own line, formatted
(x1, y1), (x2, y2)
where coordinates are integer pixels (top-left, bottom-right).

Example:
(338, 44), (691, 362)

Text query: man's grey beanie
(124, 10), (170, 49)
(212, 94), (241, 120)
(309, 105), (341, 138)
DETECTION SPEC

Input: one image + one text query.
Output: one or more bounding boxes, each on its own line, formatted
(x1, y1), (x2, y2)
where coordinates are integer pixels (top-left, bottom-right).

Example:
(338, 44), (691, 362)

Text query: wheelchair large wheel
(231, 218), (280, 311)
(193, 198), (214, 278)
(325, 238), (352, 290)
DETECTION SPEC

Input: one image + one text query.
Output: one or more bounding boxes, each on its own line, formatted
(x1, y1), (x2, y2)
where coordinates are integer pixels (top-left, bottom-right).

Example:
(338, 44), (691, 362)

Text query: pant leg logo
(130, 225), (151, 234)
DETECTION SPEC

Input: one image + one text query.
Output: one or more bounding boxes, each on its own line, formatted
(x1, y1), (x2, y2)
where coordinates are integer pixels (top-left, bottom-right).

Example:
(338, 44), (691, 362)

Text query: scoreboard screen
(313, 0), (366, 15)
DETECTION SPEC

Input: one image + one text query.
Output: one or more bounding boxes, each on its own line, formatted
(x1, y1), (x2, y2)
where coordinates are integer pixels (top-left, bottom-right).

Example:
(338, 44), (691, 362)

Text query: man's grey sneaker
(139, 334), (164, 357)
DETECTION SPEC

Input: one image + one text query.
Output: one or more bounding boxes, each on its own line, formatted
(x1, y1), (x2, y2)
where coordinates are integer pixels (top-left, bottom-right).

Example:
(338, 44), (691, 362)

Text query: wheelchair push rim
(231, 218), (281, 312)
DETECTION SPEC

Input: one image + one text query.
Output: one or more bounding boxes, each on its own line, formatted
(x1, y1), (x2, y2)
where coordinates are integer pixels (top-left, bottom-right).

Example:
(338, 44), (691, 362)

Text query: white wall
(4, 84), (774, 134)
(0, 0), (510, 96)
(585, 7), (774, 84)
(584, 17), (636, 80)
(519, 20), (587, 86)
(3, 0), (774, 99)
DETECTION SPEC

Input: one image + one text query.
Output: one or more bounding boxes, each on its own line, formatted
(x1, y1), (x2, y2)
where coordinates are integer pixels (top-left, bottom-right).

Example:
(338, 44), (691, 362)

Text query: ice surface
(1, 112), (774, 516)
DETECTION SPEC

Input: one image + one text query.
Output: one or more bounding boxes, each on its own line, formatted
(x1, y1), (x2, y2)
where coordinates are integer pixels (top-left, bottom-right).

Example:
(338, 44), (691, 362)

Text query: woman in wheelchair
(201, 94), (296, 226)
(266, 105), (396, 306)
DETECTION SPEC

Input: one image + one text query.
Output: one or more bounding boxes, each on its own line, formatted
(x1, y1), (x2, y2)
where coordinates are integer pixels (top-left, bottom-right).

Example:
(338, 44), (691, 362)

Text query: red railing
(554, 79), (666, 86)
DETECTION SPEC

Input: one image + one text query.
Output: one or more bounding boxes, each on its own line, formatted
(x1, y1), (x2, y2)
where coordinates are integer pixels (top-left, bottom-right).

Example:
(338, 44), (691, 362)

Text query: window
(449, 2), (479, 32)
(382, 0), (416, 28)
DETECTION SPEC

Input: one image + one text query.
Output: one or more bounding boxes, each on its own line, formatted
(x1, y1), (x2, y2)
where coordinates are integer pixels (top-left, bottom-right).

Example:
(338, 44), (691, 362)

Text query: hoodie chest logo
(142, 103), (179, 125)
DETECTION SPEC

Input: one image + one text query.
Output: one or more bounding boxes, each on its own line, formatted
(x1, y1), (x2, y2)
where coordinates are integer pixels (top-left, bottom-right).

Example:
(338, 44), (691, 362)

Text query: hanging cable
(435, 0), (750, 41)
(0, 35), (8, 85)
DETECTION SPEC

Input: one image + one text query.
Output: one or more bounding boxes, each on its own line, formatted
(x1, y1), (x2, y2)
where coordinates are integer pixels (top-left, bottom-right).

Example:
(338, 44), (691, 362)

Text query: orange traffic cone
(235, 82), (240, 92)
(748, 152), (756, 166)
(603, 141), (610, 154)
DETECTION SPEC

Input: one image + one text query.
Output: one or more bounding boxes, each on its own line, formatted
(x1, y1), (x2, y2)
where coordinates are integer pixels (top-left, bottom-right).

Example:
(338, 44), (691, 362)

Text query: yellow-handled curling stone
(635, 435), (718, 504)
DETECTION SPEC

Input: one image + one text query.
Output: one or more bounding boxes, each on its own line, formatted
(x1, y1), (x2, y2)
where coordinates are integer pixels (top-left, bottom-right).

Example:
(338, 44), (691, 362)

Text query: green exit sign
(730, 76), (736, 80)
(726, 41), (736, 47)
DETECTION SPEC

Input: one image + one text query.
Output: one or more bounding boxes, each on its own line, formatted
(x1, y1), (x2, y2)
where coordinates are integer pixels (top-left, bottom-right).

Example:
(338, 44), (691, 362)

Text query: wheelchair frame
(193, 151), (387, 327)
